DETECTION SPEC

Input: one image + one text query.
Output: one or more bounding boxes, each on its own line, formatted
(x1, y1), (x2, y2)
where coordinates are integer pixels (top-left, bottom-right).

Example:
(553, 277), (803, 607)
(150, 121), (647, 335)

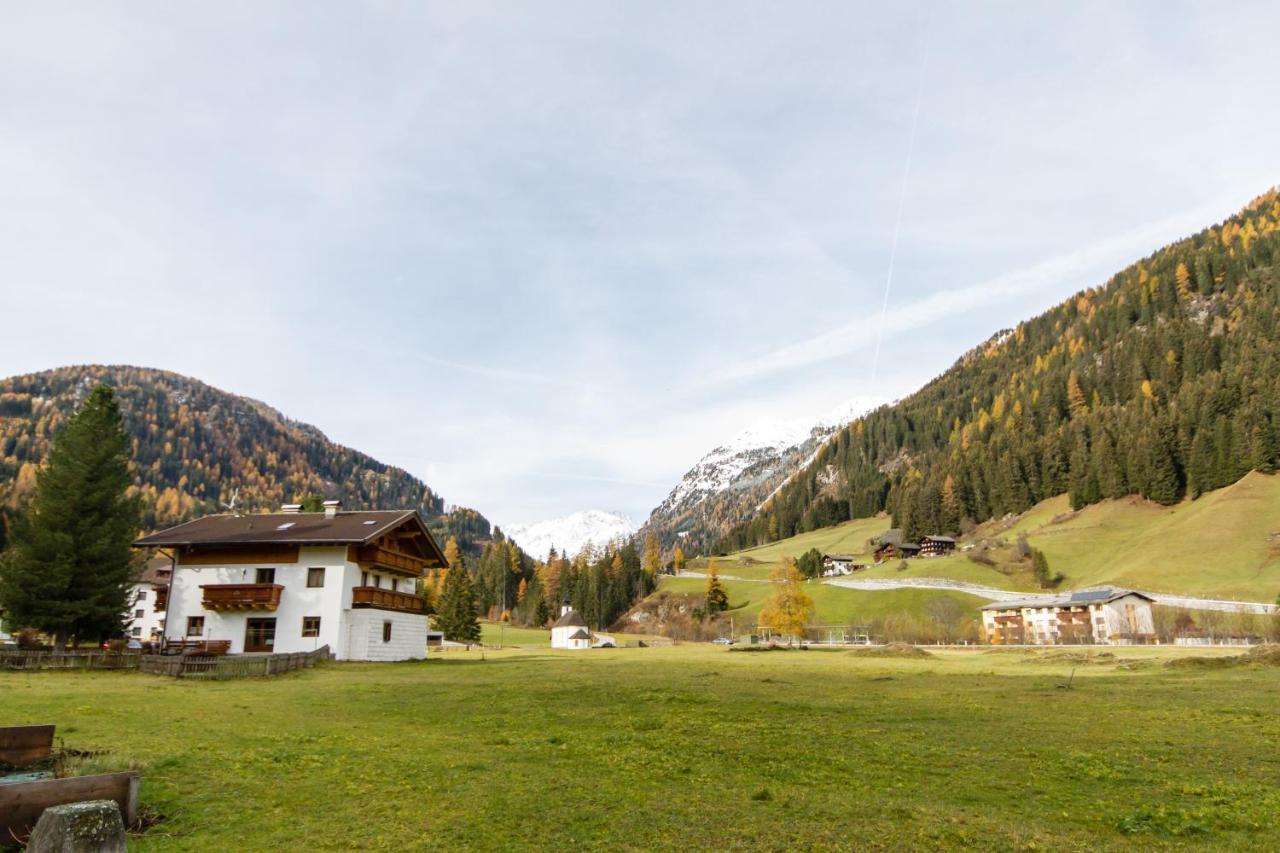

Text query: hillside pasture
(3, 646), (1279, 850)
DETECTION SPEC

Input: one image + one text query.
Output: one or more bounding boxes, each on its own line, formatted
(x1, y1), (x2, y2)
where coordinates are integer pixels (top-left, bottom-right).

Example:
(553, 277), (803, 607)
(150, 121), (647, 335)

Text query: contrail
(869, 21), (931, 384)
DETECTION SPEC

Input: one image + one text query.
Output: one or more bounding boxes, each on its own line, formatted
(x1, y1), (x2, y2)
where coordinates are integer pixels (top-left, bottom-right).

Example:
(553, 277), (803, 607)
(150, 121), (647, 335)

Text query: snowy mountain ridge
(506, 509), (639, 561)
(642, 395), (884, 553)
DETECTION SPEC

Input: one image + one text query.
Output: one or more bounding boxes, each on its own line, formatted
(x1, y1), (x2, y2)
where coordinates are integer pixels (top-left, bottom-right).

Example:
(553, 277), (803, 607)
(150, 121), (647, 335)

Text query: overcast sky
(2, 2), (1278, 528)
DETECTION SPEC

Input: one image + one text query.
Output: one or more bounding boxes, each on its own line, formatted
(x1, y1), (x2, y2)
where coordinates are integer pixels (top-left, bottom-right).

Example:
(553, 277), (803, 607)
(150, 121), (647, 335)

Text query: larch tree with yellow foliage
(642, 530), (662, 577)
(757, 557), (813, 644)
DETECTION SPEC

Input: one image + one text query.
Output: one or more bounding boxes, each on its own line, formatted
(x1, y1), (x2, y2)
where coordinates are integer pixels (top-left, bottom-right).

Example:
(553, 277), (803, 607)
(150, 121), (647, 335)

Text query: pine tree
(434, 561), (481, 645)
(0, 385), (140, 647)
(705, 564), (729, 614)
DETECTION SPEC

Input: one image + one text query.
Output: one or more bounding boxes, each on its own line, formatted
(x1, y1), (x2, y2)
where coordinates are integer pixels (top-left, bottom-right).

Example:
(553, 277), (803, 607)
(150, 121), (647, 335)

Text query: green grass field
(5, 646), (1279, 850)
(659, 575), (985, 627)
(709, 471), (1280, 604)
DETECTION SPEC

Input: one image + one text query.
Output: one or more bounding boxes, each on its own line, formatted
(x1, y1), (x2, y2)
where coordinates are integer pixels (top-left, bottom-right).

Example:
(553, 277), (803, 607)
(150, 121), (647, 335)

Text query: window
(389, 579), (398, 592)
(256, 568), (276, 585)
(374, 575), (382, 589)
(186, 616), (204, 637)
(382, 621), (392, 643)
(361, 571), (369, 587)
(135, 608), (145, 619)
(131, 626), (142, 637)
(302, 616), (321, 638)
(135, 590), (146, 602)
(307, 567), (325, 588)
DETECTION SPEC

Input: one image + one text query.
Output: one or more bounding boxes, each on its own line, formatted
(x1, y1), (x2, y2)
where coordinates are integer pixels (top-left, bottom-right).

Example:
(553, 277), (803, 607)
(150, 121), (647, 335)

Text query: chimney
(323, 499), (341, 519)
(280, 504), (302, 514)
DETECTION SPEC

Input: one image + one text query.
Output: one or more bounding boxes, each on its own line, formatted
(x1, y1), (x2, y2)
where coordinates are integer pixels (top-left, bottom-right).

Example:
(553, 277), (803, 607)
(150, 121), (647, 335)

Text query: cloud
(702, 188), (1270, 388)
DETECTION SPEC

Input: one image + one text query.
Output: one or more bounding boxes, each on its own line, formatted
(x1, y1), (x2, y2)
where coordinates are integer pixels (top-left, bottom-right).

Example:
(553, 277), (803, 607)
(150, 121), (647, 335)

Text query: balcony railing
(155, 587), (168, 612)
(351, 586), (426, 614)
(354, 546), (427, 575)
(200, 583), (284, 611)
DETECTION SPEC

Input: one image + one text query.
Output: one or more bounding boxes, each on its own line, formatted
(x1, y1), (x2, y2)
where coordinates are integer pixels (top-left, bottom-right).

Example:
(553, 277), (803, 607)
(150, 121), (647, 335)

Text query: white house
(551, 606), (592, 650)
(126, 556), (172, 643)
(981, 587), (1156, 646)
(132, 501), (447, 661)
(821, 554), (863, 577)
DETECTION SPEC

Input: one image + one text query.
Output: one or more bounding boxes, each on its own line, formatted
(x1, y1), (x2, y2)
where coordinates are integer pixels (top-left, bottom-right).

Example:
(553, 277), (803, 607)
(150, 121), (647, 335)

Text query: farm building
(551, 607), (592, 649)
(133, 501), (446, 661)
(126, 556), (171, 643)
(919, 536), (956, 557)
(980, 588), (1156, 646)
(873, 541), (920, 562)
(821, 554), (864, 576)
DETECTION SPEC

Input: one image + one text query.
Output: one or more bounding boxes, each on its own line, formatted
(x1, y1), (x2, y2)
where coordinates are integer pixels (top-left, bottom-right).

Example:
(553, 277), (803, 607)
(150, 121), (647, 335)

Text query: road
(824, 577), (1279, 614)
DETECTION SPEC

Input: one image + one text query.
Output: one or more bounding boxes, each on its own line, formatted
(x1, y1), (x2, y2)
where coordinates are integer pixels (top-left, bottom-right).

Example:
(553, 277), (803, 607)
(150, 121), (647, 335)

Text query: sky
(2, 2), (1279, 529)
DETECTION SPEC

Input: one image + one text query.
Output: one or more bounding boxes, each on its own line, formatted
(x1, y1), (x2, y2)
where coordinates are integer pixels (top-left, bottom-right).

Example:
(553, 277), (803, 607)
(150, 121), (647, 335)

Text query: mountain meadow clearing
(5, 645), (1280, 851)
(663, 471), (1280, 634)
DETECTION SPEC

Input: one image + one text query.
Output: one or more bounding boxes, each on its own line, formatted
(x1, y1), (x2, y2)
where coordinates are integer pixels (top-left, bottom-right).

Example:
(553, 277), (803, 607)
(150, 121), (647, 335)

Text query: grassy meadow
(703, 471), (1280, 606)
(5, 645), (1280, 850)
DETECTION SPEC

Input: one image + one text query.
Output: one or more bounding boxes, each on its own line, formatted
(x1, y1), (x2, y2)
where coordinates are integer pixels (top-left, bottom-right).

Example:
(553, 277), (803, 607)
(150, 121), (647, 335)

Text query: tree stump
(26, 799), (126, 853)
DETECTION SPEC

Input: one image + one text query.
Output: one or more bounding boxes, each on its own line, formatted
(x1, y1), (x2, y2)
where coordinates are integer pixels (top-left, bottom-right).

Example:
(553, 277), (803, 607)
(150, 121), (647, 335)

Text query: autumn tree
(0, 386), (140, 647)
(673, 546), (686, 574)
(642, 530), (662, 577)
(705, 564), (729, 614)
(757, 558), (813, 644)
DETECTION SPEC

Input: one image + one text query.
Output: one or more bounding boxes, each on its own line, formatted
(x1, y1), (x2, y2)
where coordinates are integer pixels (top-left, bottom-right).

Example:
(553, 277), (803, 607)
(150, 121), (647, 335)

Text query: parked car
(712, 637), (736, 645)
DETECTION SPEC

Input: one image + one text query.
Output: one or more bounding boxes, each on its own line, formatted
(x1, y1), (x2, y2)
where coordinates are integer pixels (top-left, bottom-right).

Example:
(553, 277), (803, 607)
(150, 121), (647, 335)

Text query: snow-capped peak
(506, 510), (639, 561)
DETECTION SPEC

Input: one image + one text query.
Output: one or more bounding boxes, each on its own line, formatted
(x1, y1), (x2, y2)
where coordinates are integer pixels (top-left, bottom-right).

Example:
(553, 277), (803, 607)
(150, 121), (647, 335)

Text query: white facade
(981, 589), (1156, 645)
(164, 545), (426, 661)
(126, 582), (166, 642)
(550, 606), (592, 649)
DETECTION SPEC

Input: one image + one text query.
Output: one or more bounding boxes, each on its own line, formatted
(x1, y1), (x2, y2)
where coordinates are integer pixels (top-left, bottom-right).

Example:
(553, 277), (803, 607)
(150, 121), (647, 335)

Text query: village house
(821, 554), (865, 577)
(550, 606), (592, 649)
(980, 587), (1156, 646)
(132, 501), (446, 661)
(126, 556), (171, 643)
(873, 541), (920, 562)
(919, 535), (957, 557)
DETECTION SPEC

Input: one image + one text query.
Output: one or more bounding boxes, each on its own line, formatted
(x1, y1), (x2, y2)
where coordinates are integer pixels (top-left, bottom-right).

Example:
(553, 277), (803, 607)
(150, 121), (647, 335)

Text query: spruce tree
(705, 565), (729, 614)
(0, 386), (140, 647)
(434, 560), (481, 645)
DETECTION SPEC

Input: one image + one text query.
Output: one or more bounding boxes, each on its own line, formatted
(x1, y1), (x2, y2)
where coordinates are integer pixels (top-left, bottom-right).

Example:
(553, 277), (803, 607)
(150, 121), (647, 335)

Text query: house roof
(553, 609), (588, 628)
(132, 510), (447, 567)
(922, 535), (956, 544)
(568, 629), (591, 640)
(877, 529), (904, 546)
(824, 554), (858, 561)
(980, 587), (1154, 611)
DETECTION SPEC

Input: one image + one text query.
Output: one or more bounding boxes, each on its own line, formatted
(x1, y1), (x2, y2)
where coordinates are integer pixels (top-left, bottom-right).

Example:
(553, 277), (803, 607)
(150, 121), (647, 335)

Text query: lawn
(658, 575), (986, 627)
(710, 471), (1280, 603)
(5, 646), (1279, 850)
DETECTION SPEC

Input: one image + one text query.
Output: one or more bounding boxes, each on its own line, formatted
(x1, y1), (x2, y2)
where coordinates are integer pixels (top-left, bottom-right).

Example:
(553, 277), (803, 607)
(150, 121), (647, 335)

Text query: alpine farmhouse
(133, 501), (446, 661)
(126, 556), (172, 643)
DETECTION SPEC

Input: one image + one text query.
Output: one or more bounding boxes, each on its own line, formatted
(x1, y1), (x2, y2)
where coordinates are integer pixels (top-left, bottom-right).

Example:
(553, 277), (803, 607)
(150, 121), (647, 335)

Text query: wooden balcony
(154, 587), (168, 612)
(354, 545), (428, 576)
(200, 583), (283, 611)
(351, 586), (426, 615)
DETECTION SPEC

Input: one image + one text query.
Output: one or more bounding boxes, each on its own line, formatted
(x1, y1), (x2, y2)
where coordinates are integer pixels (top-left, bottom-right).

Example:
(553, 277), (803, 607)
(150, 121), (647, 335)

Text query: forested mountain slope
(720, 188), (1280, 551)
(0, 365), (493, 550)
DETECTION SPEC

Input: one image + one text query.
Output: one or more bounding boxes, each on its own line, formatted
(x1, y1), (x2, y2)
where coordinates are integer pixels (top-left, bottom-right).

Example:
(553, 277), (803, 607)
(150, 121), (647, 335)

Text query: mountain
(641, 397), (882, 555)
(507, 510), (638, 561)
(718, 188), (1280, 553)
(0, 365), (493, 551)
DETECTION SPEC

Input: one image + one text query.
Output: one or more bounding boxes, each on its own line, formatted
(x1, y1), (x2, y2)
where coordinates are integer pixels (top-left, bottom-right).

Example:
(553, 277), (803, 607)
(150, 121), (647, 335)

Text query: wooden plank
(0, 771), (139, 843)
(0, 724), (55, 768)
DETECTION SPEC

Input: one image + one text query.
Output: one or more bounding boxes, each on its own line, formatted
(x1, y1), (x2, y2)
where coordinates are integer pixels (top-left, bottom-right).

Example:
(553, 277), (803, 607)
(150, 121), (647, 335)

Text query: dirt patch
(850, 643), (933, 659)
(1167, 644), (1280, 670)
(1021, 649), (1116, 665)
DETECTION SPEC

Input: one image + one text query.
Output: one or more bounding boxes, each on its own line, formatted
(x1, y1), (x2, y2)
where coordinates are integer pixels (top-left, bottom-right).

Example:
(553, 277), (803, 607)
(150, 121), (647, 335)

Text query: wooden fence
(0, 650), (141, 671)
(138, 646), (330, 679)
(1, 771), (139, 845)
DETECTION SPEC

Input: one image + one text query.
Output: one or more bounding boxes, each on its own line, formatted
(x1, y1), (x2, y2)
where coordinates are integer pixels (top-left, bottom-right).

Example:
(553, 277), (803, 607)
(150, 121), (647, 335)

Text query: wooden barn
(920, 535), (957, 557)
